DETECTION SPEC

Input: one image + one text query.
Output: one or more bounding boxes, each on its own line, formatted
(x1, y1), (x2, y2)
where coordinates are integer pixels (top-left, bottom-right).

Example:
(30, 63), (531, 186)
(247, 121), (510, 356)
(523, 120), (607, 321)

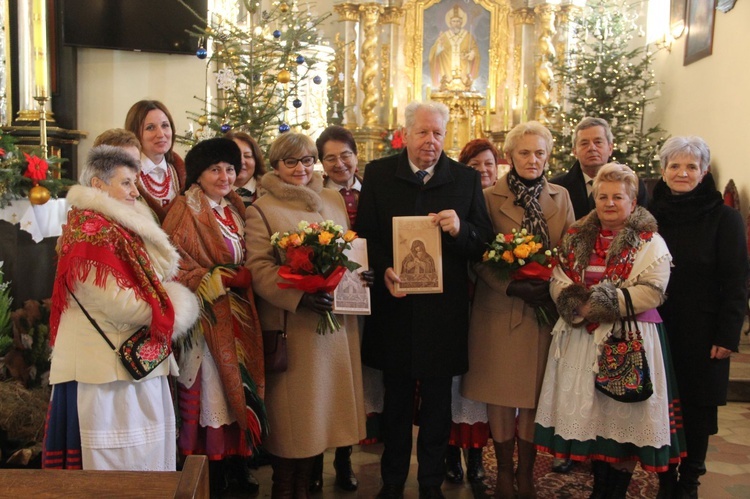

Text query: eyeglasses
(322, 151), (354, 165)
(280, 155), (316, 168)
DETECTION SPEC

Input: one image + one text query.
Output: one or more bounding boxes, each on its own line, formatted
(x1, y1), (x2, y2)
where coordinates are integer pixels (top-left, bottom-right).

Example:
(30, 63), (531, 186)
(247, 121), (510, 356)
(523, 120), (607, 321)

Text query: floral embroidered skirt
(534, 321), (686, 472)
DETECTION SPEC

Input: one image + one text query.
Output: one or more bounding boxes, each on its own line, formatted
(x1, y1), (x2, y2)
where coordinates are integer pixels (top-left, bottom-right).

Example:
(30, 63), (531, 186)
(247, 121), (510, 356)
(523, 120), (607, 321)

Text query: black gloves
(506, 279), (553, 307)
(300, 291), (334, 315)
(360, 269), (375, 287)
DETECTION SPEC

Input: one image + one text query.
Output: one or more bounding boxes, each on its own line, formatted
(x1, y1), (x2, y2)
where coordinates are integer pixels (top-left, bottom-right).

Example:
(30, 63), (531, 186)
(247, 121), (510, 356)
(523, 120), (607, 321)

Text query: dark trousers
(680, 403), (717, 475)
(380, 372), (452, 487)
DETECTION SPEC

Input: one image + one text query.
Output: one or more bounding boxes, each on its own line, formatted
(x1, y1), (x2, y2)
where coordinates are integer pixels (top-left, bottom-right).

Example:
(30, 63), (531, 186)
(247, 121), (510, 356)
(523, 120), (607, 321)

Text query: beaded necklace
(213, 205), (240, 234)
(140, 167), (172, 199)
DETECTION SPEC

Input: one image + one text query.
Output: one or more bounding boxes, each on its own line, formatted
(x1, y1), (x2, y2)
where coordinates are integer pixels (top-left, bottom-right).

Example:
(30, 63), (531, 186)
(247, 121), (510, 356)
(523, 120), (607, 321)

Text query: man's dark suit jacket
(356, 150), (493, 378)
(550, 160), (649, 221)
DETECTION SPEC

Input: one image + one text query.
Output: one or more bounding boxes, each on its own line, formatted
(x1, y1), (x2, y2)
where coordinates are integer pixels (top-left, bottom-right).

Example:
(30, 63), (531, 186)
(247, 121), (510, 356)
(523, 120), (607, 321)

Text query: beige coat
(244, 172), (366, 458)
(461, 174), (574, 409)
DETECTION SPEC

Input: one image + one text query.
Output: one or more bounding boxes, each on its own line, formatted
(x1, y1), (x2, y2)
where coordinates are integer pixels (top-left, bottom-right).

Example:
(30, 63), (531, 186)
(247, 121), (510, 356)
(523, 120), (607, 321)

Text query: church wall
(651, 1), (750, 219)
(76, 48), (207, 160)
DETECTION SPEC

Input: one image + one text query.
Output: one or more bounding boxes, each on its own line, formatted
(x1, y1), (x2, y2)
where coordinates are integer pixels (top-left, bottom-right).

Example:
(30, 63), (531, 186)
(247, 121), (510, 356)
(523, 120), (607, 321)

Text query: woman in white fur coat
(43, 145), (199, 471)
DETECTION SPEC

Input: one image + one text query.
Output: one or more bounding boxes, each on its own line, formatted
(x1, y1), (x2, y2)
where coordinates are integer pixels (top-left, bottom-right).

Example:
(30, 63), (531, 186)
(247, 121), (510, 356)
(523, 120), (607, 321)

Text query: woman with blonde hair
(462, 122), (574, 498)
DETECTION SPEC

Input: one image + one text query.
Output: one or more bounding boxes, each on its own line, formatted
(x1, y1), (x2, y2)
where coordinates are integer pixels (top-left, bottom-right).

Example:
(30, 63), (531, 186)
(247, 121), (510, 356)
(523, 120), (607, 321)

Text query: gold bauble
(377, 143), (385, 151)
(198, 116), (208, 126)
(280, 2), (289, 13)
(278, 69), (291, 84)
(29, 185), (51, 205)
(300, 121), (311, 130)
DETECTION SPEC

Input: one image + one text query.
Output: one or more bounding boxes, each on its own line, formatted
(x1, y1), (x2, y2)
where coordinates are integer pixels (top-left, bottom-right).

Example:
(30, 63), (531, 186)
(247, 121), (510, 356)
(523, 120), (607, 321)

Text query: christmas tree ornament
(196, 47), (207, 59)
(300, 121), (311, 130)
(293, 98), (302, 108)
(313, 75), (322, 85)
(29, 185), (51, 205)
(278, 69), (291, 84)
(198, 116), (208, 126)
(221, 123), (231, 133)
(273, 29), (282, 39)
(295, 55), (305, 64)
(280, 2), (289, 13)
(279, 123), (291, 133)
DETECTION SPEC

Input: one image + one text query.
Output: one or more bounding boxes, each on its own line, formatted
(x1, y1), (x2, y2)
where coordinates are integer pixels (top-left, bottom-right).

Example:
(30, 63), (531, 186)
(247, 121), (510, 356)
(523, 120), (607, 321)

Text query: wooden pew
(4, 454), (209, 498)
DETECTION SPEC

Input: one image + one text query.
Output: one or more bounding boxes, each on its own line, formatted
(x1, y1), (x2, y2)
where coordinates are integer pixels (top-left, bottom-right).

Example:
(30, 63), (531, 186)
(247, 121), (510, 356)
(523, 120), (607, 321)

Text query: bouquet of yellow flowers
(482, 228), (558, 325)
(271, 220), (360, 334)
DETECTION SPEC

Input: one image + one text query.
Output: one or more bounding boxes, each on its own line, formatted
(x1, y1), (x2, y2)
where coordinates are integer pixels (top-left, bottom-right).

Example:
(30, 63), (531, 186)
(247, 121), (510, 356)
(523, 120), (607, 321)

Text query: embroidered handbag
(68, 286), (170, 380)
(595, 288), (653, 403)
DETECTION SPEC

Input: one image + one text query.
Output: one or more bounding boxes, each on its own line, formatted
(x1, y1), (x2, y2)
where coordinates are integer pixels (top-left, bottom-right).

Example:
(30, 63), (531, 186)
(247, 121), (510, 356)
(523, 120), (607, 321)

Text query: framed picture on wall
(684, 0), (717, 65)
(670, 0), (687, 38)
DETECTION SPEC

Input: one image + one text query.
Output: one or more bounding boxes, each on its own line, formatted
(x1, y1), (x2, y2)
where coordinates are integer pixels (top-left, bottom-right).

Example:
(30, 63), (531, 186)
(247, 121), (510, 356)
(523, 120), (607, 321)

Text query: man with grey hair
(551, 117), (647, 220)
(356, 101), (493, 499)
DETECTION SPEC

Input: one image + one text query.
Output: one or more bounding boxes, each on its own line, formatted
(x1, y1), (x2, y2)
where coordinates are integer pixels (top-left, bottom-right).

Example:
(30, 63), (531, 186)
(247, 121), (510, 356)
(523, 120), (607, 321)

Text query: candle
(33, 0), (47, 96)
(391, 93), (398, 129)
(387, 87), (394, 129)
(503, 90), (510, 130)
(485, 96), (491, 131)
(521, 84), (528, 123)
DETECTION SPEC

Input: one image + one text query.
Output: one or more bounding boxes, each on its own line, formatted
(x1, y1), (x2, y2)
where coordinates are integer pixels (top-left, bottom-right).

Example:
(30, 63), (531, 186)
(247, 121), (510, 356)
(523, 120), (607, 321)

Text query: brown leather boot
(293, 456), (316, 499)
(515, 439), (537, 499)
(271, 455), (296, 499)
(493, 439), (516, 499)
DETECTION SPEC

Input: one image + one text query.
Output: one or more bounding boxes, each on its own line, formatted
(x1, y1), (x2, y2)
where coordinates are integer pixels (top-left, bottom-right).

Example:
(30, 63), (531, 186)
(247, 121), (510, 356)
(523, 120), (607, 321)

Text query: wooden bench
(4, 454), (209, 498)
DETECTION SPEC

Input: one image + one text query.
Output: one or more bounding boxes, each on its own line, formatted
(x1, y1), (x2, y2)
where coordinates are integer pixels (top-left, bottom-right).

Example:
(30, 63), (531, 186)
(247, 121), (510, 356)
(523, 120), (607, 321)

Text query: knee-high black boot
(308, 453), (324, 493)
(334, 445), (359, 491)
(606, 467), (633, 499)
(294, 457), (316, 499)
(656, 463), (678, 499)
(589, 460), (610, 499)
(676, 462), (705, 499)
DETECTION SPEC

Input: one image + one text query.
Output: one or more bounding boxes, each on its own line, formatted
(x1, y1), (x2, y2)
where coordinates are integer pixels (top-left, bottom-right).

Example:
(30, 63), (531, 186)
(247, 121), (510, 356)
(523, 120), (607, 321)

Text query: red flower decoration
(0, 148), (5, 157)
(391, 130), (404, 149)
(23, 153), (49, 181)
(286, 245), (314, 273)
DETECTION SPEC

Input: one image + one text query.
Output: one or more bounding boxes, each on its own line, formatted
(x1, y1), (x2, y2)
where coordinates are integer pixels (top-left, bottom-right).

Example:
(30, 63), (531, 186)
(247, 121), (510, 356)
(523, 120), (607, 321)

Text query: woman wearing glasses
(245, 132), (367, 497)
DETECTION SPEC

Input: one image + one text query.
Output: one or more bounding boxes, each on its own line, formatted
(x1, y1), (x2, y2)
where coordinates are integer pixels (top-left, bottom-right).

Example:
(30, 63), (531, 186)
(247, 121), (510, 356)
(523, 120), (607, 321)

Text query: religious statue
(428, 5), (480, 91)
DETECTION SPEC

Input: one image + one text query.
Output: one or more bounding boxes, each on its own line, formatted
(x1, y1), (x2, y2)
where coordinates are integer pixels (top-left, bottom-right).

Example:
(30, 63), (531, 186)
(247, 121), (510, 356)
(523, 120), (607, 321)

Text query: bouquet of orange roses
(271, 220), (361, 334)
(482, 228), (558, 325)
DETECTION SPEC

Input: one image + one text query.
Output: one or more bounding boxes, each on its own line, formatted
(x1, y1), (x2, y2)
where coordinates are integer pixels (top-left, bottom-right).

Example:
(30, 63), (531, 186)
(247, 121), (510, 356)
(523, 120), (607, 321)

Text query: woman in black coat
(650, 136), (749, 499)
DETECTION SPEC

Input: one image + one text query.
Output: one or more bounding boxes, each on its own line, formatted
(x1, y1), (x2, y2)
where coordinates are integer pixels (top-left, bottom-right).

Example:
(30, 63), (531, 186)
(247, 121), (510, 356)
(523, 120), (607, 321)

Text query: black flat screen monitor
(61, 0), (208, 55)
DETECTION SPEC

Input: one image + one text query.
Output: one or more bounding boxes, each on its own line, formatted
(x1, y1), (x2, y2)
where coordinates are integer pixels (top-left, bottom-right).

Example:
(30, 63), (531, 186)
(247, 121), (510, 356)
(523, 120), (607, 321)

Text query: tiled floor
(244, 331), (750, 498)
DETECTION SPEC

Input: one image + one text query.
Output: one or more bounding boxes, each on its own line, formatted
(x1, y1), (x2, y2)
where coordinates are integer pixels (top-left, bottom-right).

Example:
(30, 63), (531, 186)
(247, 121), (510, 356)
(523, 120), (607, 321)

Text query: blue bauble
(292, 98), (302, 108)
(273, 30), (282, 39)
(295, 55), (305, 64)
(279, 123), (291, 133)
(220, 123), (231, 133)
(196, 47), (208, 59)
(313, 75), (322, 85)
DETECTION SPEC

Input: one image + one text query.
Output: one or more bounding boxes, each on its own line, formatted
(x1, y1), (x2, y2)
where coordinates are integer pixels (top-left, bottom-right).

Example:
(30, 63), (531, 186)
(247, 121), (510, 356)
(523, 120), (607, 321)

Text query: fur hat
(184, 137), (241, 191)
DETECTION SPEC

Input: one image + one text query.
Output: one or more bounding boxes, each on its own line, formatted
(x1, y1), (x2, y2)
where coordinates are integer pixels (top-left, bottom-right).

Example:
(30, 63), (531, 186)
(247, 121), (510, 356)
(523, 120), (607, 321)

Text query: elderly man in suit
(551, 117), (648, 221)
(356, 101), (493, 499)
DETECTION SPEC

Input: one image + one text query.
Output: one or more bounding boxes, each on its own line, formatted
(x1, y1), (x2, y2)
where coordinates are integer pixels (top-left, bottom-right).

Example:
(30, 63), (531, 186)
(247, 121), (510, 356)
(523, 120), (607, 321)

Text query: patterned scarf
(507, 168), (550, 248)
(49, 208), (175, 347)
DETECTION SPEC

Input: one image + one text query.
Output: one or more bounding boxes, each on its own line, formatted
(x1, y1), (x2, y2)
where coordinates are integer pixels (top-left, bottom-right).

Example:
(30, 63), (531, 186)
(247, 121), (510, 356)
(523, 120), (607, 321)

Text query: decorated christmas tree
(549, 0), (666, 177)
(180, 0), (331, 148)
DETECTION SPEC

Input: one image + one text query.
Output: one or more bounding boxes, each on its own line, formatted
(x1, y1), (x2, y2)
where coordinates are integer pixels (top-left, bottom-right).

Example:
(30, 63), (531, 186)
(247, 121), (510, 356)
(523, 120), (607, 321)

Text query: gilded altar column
(357, 4), (383, 129)
(511, 7), (536, 125)
(333, 3), (360, 126)
(380, 6), (404, 129)
(534, 2), (558, 125)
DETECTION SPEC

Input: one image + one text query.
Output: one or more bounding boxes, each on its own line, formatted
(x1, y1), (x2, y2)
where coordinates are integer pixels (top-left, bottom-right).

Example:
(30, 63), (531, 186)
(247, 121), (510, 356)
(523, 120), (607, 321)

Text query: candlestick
(503, 90), (510, 130)
(425, 85), (431, 101)
(521, 84), (528, 123)
(33, 95), (50, 159)
(485, 97), (491, 131)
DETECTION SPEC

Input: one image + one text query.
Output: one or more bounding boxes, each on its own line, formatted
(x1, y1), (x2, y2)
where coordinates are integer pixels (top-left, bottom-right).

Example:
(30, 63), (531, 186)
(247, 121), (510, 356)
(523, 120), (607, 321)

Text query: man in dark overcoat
(551, 117), (648, 221)
(356, 101), (493, 499)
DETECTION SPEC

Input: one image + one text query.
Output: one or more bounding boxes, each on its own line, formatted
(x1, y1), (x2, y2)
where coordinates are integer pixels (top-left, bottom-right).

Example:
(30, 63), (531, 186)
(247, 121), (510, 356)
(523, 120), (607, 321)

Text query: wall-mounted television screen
(61, 0), (208, 55)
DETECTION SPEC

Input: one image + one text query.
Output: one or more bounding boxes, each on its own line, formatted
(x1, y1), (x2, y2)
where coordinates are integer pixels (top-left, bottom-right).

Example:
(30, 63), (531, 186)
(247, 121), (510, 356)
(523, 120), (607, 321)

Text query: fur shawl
(260, 170), (325, 212)
(66, 184), (180, 280)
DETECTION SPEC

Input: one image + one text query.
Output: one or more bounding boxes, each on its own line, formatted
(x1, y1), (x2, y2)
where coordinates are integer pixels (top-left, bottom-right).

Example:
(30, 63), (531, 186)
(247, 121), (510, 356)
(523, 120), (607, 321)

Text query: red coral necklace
(140, 167), (172, 198)
(214, 206), (239, 234)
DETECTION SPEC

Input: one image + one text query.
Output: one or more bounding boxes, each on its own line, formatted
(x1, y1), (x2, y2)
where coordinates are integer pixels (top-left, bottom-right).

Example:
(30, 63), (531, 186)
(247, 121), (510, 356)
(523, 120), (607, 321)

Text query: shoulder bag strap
(65, 283), (118, 353)
(620, 287), (637, 335)
(250, 204), (287, 330)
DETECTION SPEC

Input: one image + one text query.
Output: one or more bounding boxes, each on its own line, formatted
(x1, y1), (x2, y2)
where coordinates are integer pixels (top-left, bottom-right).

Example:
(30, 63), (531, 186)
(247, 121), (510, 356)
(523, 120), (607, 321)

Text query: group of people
(39, 97), (747, 499)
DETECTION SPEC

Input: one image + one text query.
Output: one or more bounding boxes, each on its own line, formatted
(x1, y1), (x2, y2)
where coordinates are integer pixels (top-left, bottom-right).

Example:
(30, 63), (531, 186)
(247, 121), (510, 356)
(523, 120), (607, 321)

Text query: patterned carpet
(481, 443), (658, 498)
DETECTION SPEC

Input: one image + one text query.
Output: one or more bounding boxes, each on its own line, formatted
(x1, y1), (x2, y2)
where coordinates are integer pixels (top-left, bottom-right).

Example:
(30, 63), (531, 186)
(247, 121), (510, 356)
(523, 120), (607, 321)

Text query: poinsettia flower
(391, 130), (404, 149)
(23, 153), (49, 181)
(0, 148), (5, 157)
